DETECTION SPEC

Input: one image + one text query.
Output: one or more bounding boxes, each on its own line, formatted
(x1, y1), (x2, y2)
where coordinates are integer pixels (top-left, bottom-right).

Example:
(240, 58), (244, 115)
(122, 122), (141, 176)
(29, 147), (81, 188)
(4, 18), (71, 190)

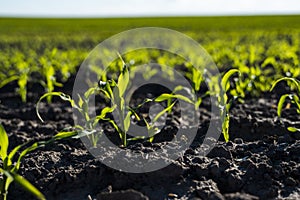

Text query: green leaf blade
(0, 124), (9, 161)
(277, 94), (291, 117)
(287, 127), (300, 132)
(221, 69), (239, 91)
(13, 172), (46, 200)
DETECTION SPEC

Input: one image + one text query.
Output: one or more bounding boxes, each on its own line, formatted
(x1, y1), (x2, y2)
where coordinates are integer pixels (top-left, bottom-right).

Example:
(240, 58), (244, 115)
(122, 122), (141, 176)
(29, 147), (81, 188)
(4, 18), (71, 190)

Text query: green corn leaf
(270, 77), (300, 93)
(142, 118), (158, 142)
(1, 168), (14, 192)
(116, 52), (129, 97)
(84, 87), (97, 99)
(192, 68), (202, 92)
(195, 97), (202, 109)
(112, 85), (121, 105)
(277, 94), (291, 117)
(51, 48), (57, 57)
(261, 57), (277, 68)
(155, 93), (193, 104)
(287, 127), (300, 132)
(36, 92), (76, 122)
(153, 101), (176, 122)
(124, 111), (131, 132)
(18, 73), (28, 102)
(7, 145), (23, 167)
(117, 52), (127, 72)
(53, 131), (78, 140)
(45, 66), (55, 103)
(137, 98), (153, 107)
(143, 118), (151, 130)
(98, 106), (116, 119)
(292, 94), (300, 110)
(12, 172), (45, 200)
(173, 85), (184, 93)
(93, 106), (116, 126)
(222, 114), (230, 142)
(53, 81), (63, 87)
(174, 94), (194, 104)
(0, 124), (9, 161)
(128, 107), (141, 121)
(0, 75), (19, 88)
(118, 66), (129, 97)
(221, 69), (239, 91)
(148, 135), (154, 143)
(106, 80), (115, 100)
(155, 94), (172, 102)
(226, 98), (234, 112)
(99, 88), (111, 99)
(15, 142), (41, 171)
(108, 119), (121, 133)
(77, 94), (84, 109)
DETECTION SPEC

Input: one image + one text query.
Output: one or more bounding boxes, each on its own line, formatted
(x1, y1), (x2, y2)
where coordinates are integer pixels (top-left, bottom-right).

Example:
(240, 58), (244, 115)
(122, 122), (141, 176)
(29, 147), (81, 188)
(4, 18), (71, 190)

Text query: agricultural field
(0, 15), (300, 200)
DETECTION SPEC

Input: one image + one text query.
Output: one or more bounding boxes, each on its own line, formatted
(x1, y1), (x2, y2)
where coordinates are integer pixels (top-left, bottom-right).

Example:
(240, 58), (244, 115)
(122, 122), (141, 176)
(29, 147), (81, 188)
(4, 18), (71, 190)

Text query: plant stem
(0, 176), (7, 200)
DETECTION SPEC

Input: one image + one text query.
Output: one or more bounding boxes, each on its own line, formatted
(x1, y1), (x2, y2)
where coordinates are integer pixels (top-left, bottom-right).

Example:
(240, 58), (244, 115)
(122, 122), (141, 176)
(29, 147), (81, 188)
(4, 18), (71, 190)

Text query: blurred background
(0, 0), (300, 101)
(1, 0), (300, 17)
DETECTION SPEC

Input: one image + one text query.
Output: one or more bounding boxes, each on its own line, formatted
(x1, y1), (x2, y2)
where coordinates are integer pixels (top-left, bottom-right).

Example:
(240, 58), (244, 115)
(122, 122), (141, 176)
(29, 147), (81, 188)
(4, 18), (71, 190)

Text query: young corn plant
(39, 56), (63, 103)
(0, 124), (75, 200)
(97, 61), (130, 146)
(36, 88), (107, 147)
(0, 62), (29, 102)
(37, 54), (176, 147)
(36, 77), (132, 147)
(208, 69), (241, 142)
(270, 77), (300, 132)
(185, 66), (206, 109)
(97, 54), (178, 146)
(154, 68), (241, 142)
(220, 69), (241, 142)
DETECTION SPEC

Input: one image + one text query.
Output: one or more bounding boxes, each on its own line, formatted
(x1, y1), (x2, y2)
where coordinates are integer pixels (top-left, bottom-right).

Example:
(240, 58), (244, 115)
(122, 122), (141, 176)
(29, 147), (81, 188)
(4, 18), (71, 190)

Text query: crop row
(1, 31), (300, 101)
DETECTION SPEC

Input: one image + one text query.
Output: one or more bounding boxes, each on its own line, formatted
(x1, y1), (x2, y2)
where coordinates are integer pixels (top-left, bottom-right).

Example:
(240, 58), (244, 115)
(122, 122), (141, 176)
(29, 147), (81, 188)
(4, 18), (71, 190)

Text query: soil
(0, 81), (300, 200)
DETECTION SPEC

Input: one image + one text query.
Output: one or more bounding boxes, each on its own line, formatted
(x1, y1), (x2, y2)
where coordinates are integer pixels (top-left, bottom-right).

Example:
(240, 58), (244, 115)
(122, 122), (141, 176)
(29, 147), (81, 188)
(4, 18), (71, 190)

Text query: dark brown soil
(0, 81), (299, 200)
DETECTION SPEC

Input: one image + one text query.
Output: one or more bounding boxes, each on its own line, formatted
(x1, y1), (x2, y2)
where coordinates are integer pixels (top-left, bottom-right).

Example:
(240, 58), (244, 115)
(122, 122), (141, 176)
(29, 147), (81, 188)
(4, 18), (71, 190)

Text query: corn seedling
(0, 124), (76, 200)
(208, 69), (240, 142)
(271, 77), (300, 132)
(185, 66), (206, 108)
(37, 53), (181, 147)
(36, 88), (106, 147)
(39, 54), (63, 103)
(0, 63), (29, 102)
(97, 54), (178, 146)
(220, 69), (240, 142)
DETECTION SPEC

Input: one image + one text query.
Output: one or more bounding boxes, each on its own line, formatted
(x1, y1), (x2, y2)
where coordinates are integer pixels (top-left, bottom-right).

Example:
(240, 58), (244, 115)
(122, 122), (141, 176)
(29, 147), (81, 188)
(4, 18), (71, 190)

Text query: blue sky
(1, 0), (300, 17)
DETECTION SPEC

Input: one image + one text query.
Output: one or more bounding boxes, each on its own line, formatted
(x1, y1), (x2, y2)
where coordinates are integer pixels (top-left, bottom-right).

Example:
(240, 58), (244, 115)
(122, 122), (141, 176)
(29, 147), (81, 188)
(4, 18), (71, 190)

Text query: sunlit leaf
(0, 124), (9, 161)
(12, 172), (45, 200)
(153, 101), (176, 122)
(155, 93), (193, 104)
(53, 131), (78, 140)
(221, 69), (240, 91)
(277, 94), (291, 117)
(287, 127), (300, 132)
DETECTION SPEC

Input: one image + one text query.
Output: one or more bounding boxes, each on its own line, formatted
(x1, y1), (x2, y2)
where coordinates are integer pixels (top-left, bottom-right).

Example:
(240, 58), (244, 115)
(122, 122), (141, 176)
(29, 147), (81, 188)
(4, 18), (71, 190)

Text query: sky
(0, 0), (300, 17)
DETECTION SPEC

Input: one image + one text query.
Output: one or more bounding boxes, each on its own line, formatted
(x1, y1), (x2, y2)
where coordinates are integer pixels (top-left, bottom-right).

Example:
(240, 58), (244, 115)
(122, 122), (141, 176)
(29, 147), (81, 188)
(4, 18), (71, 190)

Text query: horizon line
(1, 12), (300, 19)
